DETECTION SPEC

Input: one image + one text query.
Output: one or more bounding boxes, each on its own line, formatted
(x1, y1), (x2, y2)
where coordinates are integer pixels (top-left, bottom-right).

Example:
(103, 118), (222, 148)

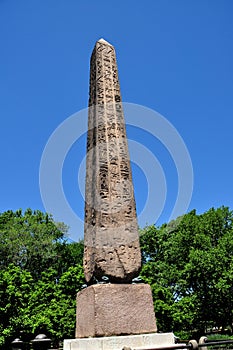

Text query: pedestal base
(76, 284), (157, 338)
(64, 332), (176, 350)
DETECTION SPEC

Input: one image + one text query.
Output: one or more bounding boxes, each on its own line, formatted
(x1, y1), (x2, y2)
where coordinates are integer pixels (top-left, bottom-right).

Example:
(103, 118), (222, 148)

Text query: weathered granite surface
(84, 38), (141, 283)
(76, 284), (157, 338)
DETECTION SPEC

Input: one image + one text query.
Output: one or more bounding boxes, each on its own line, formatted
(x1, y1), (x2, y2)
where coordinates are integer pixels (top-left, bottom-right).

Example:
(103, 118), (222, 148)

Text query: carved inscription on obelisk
(84, 39), (141, 283)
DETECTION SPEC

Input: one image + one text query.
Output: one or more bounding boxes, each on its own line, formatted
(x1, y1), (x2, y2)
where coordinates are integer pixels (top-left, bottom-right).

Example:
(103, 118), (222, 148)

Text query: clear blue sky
(1, 1), (233, 241)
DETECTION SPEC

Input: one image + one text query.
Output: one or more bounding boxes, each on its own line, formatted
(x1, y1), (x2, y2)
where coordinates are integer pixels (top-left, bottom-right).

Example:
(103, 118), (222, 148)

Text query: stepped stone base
(64, 332), (176, 350)
(76, 284), (157, 338)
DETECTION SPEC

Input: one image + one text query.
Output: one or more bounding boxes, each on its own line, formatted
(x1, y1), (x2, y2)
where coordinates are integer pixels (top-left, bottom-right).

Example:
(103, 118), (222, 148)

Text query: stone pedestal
(64, 332), (176, 350)
(76, 284), (157, 338)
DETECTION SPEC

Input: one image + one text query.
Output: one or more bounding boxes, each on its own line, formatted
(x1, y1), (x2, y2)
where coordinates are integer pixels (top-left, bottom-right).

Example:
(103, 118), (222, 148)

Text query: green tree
(0, 264), (34, 346)
(140, 207), (233, 336)
(0, 209), (67, 278)
(0, 209), (84, 347)
(21, 265), (85, 344)
(55, 240), (84, 275)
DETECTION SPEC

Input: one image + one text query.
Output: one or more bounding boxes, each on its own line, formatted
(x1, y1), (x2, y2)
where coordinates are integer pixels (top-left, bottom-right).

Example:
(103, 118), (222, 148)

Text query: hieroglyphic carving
(84, 39), (141, 283)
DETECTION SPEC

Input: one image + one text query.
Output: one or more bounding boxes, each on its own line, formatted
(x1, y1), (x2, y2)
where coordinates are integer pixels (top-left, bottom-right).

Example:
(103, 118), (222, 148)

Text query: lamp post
(31, 334), (51, 350)
(11, 338), (25, 350)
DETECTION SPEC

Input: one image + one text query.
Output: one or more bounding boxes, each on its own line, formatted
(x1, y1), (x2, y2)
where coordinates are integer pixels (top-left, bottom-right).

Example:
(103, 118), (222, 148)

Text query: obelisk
(75, 39), (157, 339)
(84, 38), (141, 284)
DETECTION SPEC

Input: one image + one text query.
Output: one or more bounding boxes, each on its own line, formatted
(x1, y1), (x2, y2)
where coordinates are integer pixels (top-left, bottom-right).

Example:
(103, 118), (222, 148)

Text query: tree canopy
(0, 209), (84, 347)
(140, 206), (233, 337)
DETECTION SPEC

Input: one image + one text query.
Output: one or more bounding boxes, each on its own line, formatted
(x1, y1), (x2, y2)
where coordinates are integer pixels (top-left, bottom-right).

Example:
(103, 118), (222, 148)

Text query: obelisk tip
(97, 38), (113, 46)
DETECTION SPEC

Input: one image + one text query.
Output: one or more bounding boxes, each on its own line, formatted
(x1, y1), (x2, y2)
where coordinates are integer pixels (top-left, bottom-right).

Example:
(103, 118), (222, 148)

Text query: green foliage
(0, 209), (66, 277)
(140, 206), (233, 336)
(207, 334), (233, 340)
(22, 265), (85, 341)
(0, 209), (84, 347)
(0, 264), (34, 345)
